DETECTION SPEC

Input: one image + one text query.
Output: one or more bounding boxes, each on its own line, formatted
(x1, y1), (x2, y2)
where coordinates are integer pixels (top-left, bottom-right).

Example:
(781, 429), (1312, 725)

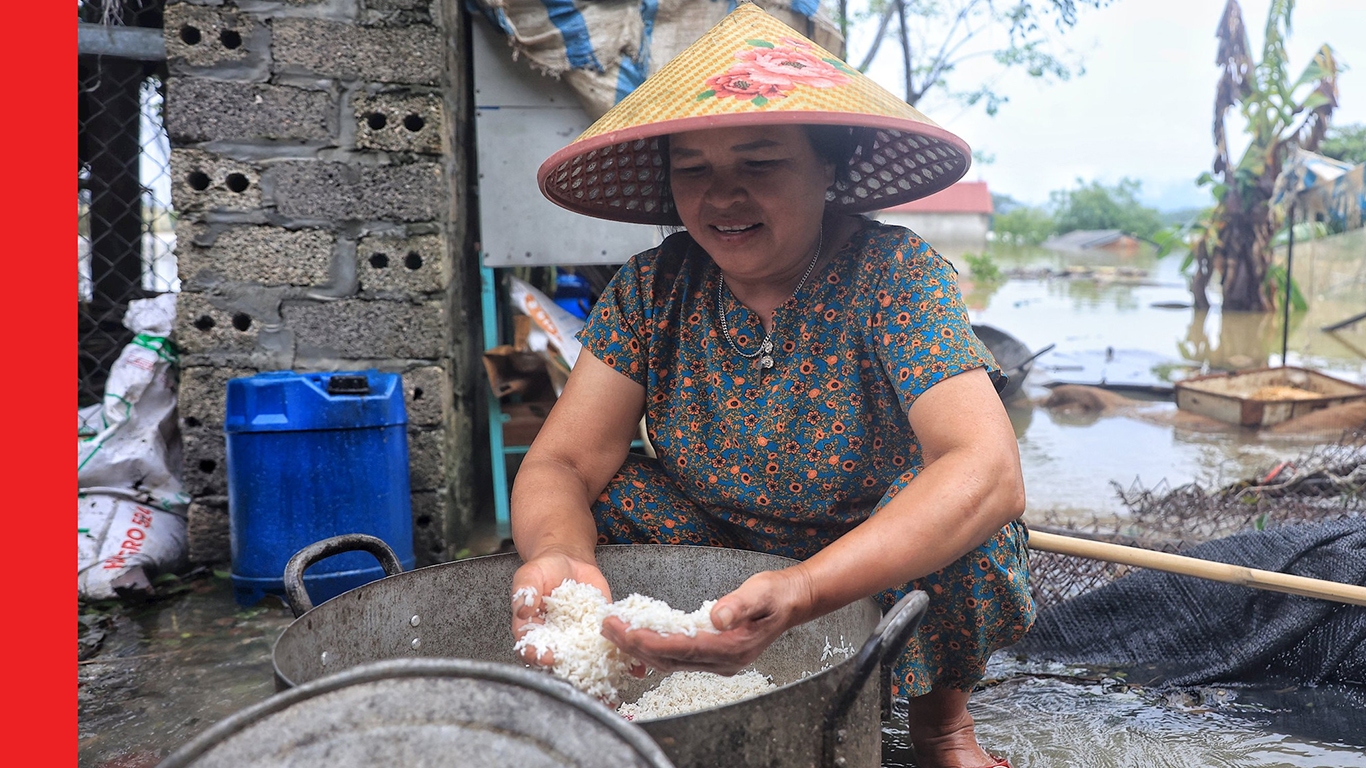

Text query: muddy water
(883, 657), (1366, 767)
(938, 232), (1366, 522)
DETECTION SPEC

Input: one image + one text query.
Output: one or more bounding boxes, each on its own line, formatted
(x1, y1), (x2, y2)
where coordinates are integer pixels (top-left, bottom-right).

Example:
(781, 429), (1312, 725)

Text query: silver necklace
(716, 226), (824, 370)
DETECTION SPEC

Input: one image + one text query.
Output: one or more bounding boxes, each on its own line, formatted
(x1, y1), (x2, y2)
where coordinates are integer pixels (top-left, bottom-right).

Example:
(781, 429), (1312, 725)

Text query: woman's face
(668, 125), (835, 282)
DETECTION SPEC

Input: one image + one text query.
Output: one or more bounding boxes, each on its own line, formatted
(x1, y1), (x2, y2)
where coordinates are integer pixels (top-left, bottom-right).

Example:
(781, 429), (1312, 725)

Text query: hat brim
(538, 111), (972, 225)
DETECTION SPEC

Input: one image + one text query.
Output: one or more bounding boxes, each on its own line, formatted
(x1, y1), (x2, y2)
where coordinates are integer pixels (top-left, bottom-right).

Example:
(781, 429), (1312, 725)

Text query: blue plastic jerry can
(224, 370), (415, 607)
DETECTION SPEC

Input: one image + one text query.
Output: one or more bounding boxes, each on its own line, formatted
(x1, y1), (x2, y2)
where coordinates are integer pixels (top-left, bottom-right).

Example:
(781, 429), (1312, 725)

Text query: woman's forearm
(510, 455), (603, 564)
(788, 445), (1024, 625)
(508, 351), (646, 566)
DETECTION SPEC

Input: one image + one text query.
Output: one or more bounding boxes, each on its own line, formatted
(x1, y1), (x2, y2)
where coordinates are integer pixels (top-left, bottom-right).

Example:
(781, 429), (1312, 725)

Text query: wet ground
(78, 572), (1366, 767)
(78, 232), (1366, 766)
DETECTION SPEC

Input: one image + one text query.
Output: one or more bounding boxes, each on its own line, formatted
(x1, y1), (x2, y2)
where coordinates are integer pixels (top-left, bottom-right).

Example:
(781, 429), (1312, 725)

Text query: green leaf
(823, 58), (858, 75)
(213, 569), (231, 580)
(1212, 183), (1229, 202)
(1265, 263), (1309, 311)
(751, 96), (770, 107)
(695, 89), (716, 101)
(745, 39), (774, 48)
(1180, 251), (1195, 273)
(1196, 172), (1214, 187)
(1298, 90), (1331, 111)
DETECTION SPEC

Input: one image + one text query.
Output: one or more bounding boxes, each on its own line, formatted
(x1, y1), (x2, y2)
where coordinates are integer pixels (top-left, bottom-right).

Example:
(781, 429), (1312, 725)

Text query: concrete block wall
(165, 0), (478, 567)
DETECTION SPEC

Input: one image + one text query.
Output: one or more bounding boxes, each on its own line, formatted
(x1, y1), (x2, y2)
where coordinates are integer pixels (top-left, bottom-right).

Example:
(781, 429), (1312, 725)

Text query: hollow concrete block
(270, 161), (446, 222)
(178, 222), (334, 287)
(175, 292), (259, 355)
(164, 4), (255, 68)
(182, 424), (228, 498)
(403, 365), (447, 427)
(353, 91), (444, 154)
(179, 365), (257, 431)
(272, 17), (442, 85)
(187, 496), (230, 565)
(170, 149), (263, 213)
(407, 425), (446, 492)
(357, 232), (445, 293)
(166, 78), (333, 143)
(282, 298), (446, 359)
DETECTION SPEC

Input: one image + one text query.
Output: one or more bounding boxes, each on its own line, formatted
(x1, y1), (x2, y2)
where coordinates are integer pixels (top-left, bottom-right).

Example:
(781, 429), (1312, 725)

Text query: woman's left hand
(600, 567), (815, 675)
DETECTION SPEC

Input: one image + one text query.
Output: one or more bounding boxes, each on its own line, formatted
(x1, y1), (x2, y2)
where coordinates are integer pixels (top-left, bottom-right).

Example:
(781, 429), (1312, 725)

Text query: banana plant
(1187, 0), (1339, 312)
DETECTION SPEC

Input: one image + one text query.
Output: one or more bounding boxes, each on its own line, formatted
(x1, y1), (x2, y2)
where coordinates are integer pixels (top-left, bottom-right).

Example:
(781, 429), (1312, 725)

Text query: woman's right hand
(511, 551), (612, 667)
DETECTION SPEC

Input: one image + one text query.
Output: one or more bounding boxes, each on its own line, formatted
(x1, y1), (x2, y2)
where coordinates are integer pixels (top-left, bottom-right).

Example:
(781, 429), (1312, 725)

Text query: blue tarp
(1273, 146), (1365, 232)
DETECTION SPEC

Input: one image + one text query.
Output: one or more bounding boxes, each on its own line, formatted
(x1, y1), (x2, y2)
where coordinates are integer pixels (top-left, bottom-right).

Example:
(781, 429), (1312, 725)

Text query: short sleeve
(870, 235), (1002, 413)
(575, 250), (653, 385)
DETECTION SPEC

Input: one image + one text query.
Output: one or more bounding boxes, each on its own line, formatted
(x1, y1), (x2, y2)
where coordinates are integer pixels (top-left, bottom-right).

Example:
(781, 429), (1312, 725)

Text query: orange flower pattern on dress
(576, 219), (1035, 695)
(698, 38), (853, 106)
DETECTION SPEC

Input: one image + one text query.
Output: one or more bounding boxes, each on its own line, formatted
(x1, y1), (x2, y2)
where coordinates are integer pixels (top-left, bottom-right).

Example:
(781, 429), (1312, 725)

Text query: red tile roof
(880, 181), (993, 215)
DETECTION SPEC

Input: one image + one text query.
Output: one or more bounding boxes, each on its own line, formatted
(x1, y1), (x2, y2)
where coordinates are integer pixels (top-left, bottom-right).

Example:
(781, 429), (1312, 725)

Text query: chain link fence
(78, 1), (176, 423)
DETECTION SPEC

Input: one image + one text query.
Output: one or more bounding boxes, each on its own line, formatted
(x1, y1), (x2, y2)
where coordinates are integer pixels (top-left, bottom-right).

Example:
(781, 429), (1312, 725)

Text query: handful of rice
(513, 580), (636, 703)
(515, 579), (769, 714)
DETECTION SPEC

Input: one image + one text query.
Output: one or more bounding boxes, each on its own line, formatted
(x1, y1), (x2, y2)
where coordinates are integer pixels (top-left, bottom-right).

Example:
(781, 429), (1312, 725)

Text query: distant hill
(991, 193), (1024, 216)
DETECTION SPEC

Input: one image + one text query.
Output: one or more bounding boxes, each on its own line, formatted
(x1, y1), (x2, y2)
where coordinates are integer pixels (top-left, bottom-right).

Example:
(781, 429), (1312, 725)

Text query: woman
(510, 6), (1032, 767)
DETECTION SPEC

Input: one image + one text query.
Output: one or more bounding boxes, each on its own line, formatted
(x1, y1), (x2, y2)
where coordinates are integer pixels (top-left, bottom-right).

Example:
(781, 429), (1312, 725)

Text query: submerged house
(1041, 229), (1142, 252)
(875, 180), (993, 250)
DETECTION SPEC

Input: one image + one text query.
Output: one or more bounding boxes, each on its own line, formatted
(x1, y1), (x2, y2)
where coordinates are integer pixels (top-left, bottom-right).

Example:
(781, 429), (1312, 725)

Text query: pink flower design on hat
(697, 39), (856, 106)
(704, 69), (793, 102)
(736, 46), (850, 90)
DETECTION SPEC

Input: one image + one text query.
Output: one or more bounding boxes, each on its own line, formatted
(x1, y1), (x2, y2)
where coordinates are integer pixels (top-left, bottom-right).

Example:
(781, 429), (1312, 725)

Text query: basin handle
(283, 534), (406, 618)
(821, 590), (929, 764)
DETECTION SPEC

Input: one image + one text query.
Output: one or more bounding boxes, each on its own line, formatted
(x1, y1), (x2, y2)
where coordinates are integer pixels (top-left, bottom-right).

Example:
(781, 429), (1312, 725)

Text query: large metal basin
(271, 536), (928, 768)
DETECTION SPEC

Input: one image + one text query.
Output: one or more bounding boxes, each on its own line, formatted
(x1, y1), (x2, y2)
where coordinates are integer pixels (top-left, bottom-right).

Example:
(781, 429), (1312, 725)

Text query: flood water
(885, 657), (1366, 767)
(78, 233), (1366, 767)
(941, 229), (1366, 524)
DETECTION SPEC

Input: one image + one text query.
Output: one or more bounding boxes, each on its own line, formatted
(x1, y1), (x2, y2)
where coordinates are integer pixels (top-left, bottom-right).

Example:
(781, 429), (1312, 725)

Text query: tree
(1048, 178), (1163, 240)
(992, 206), (1055, 245)
(841, 0), (1111, 115)
(1189, 0), (1339, 312)
(1319, 123), (1366, 165)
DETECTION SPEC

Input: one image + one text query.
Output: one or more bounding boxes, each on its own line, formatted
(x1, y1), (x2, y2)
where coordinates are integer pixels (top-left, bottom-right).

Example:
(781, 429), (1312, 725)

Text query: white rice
(512, 580), (635, 703)
(604, 594), (721, 637)
(617, 670), (777, 720)
(820, 635), (857, 662)
(514, 579), (762, 710)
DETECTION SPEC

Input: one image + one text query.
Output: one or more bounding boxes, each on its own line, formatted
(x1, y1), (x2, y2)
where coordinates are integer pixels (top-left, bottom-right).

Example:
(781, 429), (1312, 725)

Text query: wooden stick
(1027, 529), (1366, 607)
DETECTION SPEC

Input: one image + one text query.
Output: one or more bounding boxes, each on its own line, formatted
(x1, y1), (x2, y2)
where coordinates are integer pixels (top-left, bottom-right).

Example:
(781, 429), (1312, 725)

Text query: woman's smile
(668, 125), (834, 288)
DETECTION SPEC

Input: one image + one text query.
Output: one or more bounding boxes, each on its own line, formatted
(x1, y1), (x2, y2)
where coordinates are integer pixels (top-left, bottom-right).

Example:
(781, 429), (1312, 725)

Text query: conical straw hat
(537, 1), (971, 225)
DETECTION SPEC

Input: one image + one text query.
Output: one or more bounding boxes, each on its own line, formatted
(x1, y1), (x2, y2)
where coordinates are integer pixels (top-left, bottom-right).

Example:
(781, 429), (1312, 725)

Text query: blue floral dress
(576, 217), (1034, 695)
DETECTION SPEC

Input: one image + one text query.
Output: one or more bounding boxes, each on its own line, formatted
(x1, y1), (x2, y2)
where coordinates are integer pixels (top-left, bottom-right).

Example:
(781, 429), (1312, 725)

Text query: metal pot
(157, 658), (675, 768)
(272, 535), (929, 768)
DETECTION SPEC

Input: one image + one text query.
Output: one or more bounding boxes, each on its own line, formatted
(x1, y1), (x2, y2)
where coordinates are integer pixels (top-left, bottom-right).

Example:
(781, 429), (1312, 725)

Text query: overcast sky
(853, 0), (1366, 211)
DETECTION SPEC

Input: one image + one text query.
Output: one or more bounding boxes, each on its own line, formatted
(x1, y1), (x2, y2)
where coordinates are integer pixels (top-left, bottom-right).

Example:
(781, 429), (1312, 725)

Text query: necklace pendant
(760, 338), (773, 355)
(759, 354), (774, 370)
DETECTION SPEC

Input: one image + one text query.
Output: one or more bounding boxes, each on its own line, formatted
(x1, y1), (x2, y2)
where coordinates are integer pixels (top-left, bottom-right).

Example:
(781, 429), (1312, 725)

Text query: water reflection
(945, 233), (1365, 521)
(1181, 309), (1278, 373)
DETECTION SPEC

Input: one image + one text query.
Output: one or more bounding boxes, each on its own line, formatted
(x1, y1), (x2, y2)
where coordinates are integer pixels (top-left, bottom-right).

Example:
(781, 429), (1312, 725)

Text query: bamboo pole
(1027, 530), (1366, 608)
